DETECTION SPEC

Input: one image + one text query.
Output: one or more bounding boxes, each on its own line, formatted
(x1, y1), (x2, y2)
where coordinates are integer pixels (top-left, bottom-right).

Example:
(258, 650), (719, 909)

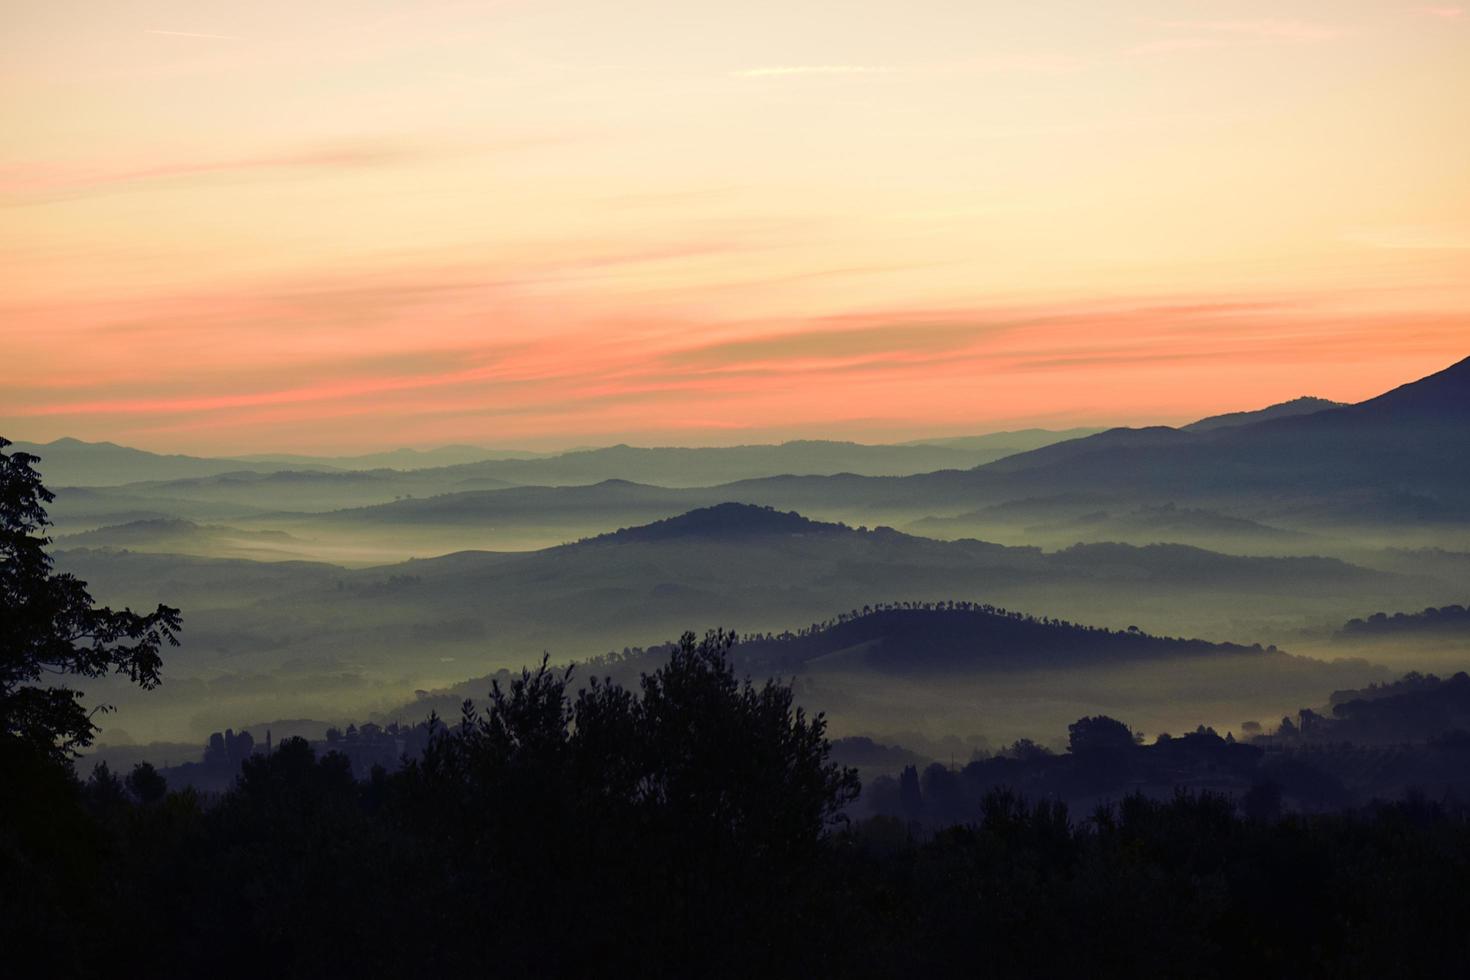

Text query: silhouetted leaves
(1, 437), (181, 759)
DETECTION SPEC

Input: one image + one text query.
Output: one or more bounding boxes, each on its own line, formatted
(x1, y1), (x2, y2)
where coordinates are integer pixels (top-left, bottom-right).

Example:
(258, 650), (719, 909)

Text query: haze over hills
(53, 519), (314, 562)
(896, 427), (1105, 450)
(55, 501), (1445, 743)
(235, 445), (551, 469)
(13, 430), (1094, 496)
(699, 355), (1470, 541)
(4, 438), (553, 486)
(908, 501), (1313, 554)
(969, 355), (1470, 510)
(341, 358), (1468, 555)
(12, 6), (1470, 967)
(21, 430), (1096, 542)
(19, 360), (1469, 568)
(390, 599), (1382, 749)
(3, 438), (342, 487)
(12, 358), (1470, 743)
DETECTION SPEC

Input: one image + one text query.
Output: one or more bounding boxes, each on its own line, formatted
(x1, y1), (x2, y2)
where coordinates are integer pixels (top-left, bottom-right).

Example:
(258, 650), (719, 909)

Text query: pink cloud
(0, 134), (568, 203)
(1160, 19), (1343, 41)
(1131, 18), (1343, 56)
(6, 264), (1468, 454)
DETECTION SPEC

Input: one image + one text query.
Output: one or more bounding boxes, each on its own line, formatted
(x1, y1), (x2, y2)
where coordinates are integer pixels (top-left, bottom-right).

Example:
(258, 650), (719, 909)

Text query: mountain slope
(1183, 396), (1344, 432)
(5, 438), (338, 486)
(943, 355), (1470, 523)
(593, 502), (852, 542)
(734, 606), (1267, 674)
(898, 428), (1104, 451)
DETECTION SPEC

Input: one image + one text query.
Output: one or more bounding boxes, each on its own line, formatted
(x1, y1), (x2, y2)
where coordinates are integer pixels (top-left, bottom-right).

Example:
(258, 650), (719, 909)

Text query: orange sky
(3, 1), (1468, 453)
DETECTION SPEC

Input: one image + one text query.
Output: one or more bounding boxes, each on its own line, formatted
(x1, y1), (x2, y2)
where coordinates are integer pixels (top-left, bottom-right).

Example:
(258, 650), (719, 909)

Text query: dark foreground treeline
(4, 634), (1470, 979)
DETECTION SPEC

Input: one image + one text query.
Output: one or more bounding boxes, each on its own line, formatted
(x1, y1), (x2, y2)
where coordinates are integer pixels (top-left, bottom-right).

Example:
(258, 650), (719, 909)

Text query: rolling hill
(33, 431), (1094, 542)
(59, 502), (1421, 674)
(908, 501), (1311, 552)
(54, 519), (314, 561)
(733, 605), (1269, 675)
(55, 501), (1426, 743)
(18, 431), (1089, 498)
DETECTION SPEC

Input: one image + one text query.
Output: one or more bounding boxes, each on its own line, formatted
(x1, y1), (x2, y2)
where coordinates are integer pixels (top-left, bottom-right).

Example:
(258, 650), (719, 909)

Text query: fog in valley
(11, 4), (1470, 970)
(15, 358), (1462, 780)
(10, 357), (1470, 979)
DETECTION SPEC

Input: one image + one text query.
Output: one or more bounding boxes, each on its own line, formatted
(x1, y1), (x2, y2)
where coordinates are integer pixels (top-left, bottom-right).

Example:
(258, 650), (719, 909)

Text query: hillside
(54, 518), (313, 561)
(44, 358), (1467, 555)
(1335, 603), (1470, 643)
(235, 445), (548, 469)
(52, 500), (1422, 744)
(1310, 672), (1470, 743)
(189, 352), (1469, 550)
(1183, 396), (1344, 432)
(898, 428), (1104, 451)
(60, 502), (1415, 676)
(910, 501), (1310, 552)
(422, 439), (1021, 487)
(769, 356), (1470, 530)
(41, 433), (1089, 542)
(590, 502), (852, 543)
(733, 605), (1268, 674)
(925, 355), (1470, 525)
(29, 431), (1088, 500)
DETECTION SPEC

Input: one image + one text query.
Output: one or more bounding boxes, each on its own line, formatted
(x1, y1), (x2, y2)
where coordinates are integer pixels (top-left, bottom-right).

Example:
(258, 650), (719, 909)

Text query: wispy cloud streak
(145, 30), (240, 40)
(733, 65), (895, 77)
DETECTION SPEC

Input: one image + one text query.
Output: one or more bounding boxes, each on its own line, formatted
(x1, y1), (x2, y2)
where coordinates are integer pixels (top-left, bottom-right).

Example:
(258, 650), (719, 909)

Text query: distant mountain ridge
(3, 438), (337, 486)
(1183, 396), (1344, 432)
(898, 428), (1105, 450)
(937, 355), (1470, 523)
(8, 430), (1096, 493)
(18, 355), (1470, 550)
(234, 445), (549, 469)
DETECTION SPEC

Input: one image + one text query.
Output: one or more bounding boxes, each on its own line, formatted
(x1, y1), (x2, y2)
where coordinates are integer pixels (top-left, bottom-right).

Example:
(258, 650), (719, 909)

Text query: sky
(3, 0), (1468, 454)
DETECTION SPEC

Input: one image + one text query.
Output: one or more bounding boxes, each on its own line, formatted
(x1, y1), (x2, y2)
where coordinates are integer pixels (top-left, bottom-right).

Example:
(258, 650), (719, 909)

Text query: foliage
(9, 746), (1470, 978)
(388, 629), (859, 973)
(1067, 715), (1139, 755)
(1, 437), (181, 759)
(1341, 603), (1470, 638)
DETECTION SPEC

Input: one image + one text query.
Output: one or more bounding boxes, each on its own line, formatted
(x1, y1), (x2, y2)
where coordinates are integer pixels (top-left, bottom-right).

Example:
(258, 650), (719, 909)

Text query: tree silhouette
(125, 761), (167, 804)
(1067, 715), (1138, 756)
(1, 437), (181, 760)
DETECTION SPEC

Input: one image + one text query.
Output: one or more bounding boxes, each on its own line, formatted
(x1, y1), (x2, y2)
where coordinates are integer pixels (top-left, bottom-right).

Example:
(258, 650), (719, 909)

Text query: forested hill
(586, 502), (857, 543)
(1316, 671), (1470, 743)
(732, 604), (1270, 674)
(1336, 602), (1470, 641)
